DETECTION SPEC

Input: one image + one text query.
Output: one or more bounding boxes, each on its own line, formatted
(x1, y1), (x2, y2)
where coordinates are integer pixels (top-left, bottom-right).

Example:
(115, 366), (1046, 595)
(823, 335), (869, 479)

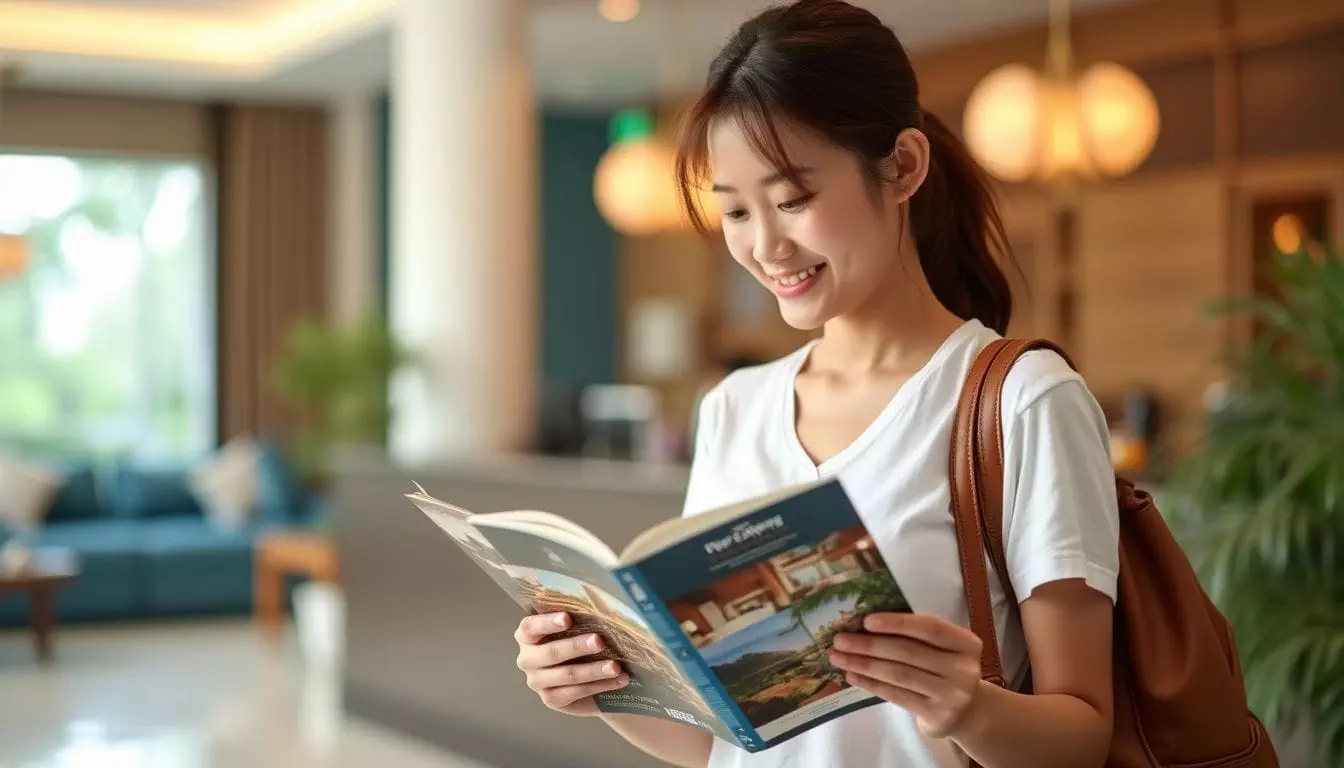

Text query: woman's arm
(831, 578), (1113, 768)
(600, 715), (714, 768)
(947, 578), (1114, 768)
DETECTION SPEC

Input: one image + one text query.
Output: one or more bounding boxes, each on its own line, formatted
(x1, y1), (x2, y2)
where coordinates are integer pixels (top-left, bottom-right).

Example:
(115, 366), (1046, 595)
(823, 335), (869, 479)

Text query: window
(0, 153), (212, 461)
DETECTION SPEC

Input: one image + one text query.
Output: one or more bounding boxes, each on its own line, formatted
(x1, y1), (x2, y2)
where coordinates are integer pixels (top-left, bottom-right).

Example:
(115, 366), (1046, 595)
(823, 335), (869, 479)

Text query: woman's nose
(753, 222), (794, 265)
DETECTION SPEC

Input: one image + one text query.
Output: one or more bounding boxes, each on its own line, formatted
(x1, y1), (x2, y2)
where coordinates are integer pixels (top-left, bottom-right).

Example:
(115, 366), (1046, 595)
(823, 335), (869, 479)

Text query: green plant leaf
(1169, 244), (1344, 765)
(268, 309), (413, 481)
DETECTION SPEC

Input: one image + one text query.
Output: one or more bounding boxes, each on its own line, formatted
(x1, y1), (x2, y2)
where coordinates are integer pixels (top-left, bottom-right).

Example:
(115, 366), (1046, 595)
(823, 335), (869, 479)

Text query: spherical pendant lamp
(961, 0), (1159, 184)
(593, 110), (681, 237)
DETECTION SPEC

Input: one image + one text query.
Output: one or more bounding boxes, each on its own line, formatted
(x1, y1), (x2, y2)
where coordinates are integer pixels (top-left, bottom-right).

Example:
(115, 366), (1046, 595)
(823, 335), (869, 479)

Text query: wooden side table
(254, 531), (338, 639)
(0, 546), (81, 663)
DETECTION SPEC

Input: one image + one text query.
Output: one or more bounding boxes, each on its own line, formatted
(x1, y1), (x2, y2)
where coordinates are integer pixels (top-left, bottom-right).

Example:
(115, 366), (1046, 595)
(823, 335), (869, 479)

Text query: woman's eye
(778, 193), (815, 213)
(723, 208), (748, 222)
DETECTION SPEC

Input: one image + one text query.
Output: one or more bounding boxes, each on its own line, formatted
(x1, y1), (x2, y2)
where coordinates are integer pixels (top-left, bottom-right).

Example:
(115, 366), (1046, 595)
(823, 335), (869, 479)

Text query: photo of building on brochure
(664, 525), (908, 739)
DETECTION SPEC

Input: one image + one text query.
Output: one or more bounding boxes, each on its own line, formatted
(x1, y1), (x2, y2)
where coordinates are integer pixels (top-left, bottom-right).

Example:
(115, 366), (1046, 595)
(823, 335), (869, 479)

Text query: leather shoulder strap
(950, 337), (1075, 686)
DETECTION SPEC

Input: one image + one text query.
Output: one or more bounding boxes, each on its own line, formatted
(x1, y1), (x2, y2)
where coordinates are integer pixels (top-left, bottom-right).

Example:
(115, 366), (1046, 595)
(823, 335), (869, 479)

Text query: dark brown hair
(674, 0), (1013, 334)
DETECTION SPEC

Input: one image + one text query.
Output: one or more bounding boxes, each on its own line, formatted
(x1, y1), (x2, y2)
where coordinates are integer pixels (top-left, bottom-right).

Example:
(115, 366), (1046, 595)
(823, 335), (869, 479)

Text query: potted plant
(271, 310), (413, 484)
(1166, 243), (1344, 764)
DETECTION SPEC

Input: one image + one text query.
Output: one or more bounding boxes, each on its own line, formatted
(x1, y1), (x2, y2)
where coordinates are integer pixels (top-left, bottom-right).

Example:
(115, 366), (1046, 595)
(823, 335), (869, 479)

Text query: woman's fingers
(516, 632), (605, 671)
(527, 659), (625, 691)
(831, 632), (958, 675)
(861, 612), (982, 655)
(538, 674), (631, 710)
(843, 670), (928, 711)
(514, 612), (572, 645)
(828, 649), (944, 698)
(512, 613), (628, 716)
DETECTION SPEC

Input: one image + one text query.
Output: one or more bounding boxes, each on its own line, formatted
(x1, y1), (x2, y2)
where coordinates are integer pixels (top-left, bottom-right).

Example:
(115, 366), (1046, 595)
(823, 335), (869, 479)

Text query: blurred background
(0, 0), (1340, 766)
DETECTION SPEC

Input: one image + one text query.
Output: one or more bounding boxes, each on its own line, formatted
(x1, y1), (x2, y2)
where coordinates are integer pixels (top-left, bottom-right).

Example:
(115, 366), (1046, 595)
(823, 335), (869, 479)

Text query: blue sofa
(0, 445), (323, 626)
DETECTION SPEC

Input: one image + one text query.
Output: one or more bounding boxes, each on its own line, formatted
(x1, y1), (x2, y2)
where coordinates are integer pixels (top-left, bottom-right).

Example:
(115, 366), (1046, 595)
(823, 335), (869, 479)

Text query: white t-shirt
(682, 319), (1120, 768)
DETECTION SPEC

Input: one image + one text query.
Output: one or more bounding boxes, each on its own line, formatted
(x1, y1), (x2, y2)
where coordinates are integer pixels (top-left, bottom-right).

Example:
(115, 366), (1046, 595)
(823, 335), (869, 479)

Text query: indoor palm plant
(271, 310), (412, 483)
(1166, 242), (1344, 764)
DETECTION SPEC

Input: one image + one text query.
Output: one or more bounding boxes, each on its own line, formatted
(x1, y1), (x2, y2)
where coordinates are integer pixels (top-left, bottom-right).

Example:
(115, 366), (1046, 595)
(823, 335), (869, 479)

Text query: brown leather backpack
(950, 338), (1279, 768)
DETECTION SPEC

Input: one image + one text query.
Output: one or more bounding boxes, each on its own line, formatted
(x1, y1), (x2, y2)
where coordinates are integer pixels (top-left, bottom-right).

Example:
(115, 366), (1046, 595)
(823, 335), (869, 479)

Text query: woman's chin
(777, 301), (832, 331)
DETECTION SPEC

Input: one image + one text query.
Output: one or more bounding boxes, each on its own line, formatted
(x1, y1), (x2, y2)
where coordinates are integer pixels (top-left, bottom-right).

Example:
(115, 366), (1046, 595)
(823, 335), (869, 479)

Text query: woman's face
(707, 115), (923, 331)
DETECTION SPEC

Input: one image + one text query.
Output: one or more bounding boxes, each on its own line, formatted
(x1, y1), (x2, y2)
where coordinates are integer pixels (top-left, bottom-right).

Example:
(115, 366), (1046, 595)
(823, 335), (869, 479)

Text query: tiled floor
(0, 619), (495, 768)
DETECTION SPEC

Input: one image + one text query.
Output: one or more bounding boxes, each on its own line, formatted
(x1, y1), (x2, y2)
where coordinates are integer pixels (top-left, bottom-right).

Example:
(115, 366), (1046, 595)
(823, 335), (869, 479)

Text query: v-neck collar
(781, 320), (983, 478)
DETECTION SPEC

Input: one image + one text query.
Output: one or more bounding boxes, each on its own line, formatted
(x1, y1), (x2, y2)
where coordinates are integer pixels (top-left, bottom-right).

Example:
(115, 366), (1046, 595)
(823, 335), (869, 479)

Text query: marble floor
(0, 619), (496, 768)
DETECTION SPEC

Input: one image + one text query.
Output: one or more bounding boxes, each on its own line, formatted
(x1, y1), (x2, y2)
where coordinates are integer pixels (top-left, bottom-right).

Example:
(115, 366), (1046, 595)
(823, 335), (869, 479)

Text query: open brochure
(406, 476), (911, 753)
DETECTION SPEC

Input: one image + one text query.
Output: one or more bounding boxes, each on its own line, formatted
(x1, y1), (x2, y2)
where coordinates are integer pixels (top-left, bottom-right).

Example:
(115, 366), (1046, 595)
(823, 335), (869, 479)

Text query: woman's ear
(881, 127), (931, 205)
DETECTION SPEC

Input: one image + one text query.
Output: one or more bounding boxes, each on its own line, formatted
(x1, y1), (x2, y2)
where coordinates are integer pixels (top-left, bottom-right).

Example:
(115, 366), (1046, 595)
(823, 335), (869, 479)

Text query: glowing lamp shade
(963, 62), (1159, 183)
(1076, 62), (1161, 178)
(594, 110), (681, 237)
(961, 64), (1046, 183)
(0, 234), (28, 280)
(594, 137), (680, 237)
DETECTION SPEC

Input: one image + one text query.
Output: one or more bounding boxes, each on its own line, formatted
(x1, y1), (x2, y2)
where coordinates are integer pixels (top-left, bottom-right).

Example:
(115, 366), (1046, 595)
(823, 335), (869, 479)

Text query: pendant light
(962, 0), (1160, 184)
(593, 109), (682, 237)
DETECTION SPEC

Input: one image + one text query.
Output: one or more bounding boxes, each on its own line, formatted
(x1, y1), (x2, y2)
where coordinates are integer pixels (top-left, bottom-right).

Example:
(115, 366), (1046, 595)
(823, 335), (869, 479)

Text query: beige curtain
(214, 103), (329, 445)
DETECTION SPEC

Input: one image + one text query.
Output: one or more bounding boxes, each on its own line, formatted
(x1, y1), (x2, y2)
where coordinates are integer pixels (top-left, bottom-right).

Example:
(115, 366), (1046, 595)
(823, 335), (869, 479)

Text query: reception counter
(330, 448), (692, 768)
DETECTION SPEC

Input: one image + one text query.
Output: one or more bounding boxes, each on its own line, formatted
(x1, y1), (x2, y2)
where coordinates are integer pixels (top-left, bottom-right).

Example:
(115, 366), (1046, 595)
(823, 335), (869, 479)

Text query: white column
(326, 90), (376, 329)
(388, 0), (537, 463)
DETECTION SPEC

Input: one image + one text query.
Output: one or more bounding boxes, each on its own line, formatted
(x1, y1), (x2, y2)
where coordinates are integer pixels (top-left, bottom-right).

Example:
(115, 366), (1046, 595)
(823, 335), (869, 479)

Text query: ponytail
(909, 109), (1014, 335)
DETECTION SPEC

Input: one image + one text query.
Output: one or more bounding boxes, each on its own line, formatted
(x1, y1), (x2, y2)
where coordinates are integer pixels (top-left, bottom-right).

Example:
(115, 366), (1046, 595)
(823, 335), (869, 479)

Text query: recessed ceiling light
(600, 0), (639, 23)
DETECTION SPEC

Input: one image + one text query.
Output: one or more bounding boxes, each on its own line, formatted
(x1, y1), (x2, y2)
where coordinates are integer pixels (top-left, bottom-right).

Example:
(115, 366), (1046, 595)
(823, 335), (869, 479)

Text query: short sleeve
(1001, 376), (1120, 604)
(681, 384), (724, 518)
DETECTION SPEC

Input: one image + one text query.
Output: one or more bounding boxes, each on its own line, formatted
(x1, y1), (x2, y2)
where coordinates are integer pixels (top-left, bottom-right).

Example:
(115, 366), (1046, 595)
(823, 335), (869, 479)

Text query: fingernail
(553, 614), (567, 627)
(604, 662), (619, 675)
(587, 634), (601, 650)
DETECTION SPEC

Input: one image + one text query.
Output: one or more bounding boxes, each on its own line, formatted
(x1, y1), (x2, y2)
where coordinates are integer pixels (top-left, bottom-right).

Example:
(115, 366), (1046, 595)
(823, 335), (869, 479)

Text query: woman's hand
(515, 611), (630, 717)
(828, 612), (984, 738)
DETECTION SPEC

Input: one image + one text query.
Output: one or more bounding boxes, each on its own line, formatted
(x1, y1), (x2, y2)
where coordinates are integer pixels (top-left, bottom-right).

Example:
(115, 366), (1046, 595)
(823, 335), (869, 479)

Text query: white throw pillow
(190, 438), (261, 532)
(0, 456), (61, 532)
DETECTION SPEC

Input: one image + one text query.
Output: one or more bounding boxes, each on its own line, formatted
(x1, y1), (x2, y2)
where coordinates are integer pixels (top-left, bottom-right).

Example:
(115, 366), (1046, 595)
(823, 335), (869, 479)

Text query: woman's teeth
(777, 265), (822, 286)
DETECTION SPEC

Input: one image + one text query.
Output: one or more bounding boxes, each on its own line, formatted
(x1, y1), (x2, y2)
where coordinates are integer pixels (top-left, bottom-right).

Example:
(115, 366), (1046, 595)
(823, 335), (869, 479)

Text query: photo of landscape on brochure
(663, 524), (909, 741)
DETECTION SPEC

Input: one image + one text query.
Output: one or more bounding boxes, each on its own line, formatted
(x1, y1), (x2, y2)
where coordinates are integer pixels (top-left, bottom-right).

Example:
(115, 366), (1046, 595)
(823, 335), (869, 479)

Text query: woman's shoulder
(998, 344), (1094, 420)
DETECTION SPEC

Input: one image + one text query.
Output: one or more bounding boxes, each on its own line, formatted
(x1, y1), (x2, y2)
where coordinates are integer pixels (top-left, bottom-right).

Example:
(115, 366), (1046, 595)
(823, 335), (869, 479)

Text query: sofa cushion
(141, 518), (257, 615)
(141, 517), (258, 555)
(0, 455), (60, 530)
(109, 466), (202, 520)
(46, 464), (107, 523)
(31, 520), (145, 553)
(189, 438), (262, 531)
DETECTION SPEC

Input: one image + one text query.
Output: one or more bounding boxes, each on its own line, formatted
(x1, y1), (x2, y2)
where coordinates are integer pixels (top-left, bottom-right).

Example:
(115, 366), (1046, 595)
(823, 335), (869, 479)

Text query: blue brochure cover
(408, 476), (910, 753)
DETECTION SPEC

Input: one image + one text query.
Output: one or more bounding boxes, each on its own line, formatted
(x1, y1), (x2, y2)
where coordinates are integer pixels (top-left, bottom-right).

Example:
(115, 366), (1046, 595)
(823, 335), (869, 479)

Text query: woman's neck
(808, 270), (967, 378)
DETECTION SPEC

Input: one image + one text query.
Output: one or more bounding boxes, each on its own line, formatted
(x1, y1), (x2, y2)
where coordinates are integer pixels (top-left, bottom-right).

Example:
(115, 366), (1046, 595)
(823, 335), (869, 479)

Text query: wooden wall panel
(1133, 55), (1219, 171)
(1238, 27), (1344, 159)
(1075, 171), (1227, 440)
(995, 185), (1057, 341)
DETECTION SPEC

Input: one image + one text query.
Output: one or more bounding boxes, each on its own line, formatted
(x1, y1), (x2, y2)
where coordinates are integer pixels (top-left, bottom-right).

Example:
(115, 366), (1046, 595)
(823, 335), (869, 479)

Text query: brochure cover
(408, 477), (910, 752)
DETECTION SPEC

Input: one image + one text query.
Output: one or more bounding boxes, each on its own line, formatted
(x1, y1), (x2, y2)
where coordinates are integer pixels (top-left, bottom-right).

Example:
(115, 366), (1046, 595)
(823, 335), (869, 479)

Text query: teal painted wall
(538, 110), (618, 387)
(374, 98), (618, 388)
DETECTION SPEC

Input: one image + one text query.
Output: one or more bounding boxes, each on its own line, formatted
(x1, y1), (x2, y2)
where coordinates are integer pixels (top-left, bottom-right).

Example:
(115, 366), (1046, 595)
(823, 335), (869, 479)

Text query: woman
(513, 1), (1119, 766)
